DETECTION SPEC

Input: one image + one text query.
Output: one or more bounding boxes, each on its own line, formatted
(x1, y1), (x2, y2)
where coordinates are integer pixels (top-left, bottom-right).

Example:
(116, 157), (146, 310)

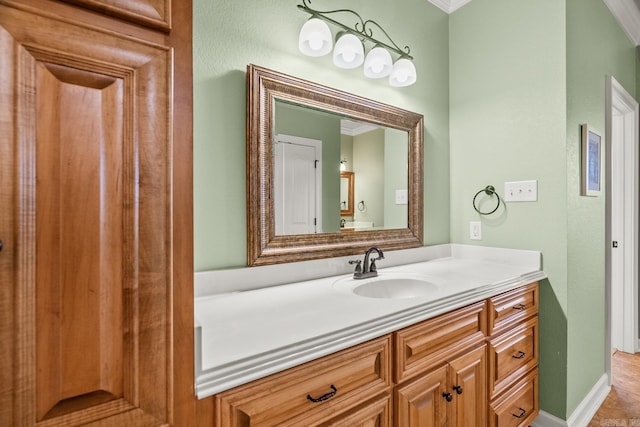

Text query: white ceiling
(428, 0), (640, 46)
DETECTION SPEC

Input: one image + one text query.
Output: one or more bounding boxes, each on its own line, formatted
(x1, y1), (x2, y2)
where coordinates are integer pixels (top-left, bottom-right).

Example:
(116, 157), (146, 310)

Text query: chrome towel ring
(473, 185), (501, 215)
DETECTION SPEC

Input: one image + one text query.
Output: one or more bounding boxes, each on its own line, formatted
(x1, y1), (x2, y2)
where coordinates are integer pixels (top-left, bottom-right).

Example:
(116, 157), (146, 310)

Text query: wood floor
(588, 350), (640, 426)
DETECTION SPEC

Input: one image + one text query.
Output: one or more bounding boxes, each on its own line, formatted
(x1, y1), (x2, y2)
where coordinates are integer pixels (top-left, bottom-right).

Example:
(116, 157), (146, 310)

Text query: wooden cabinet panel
(322, 393), (391, 427)
(488, 368), (538, 427)
(395, 365), (448, 427)
(488, 317), (538, 399)
(0, 3), (176, 425)
(395, 301), (487, 383)
(217, 336), (392, 427)
(488, 282), (538, 336)
(59, 0), (170, 30)
(447, 345), (487, 427)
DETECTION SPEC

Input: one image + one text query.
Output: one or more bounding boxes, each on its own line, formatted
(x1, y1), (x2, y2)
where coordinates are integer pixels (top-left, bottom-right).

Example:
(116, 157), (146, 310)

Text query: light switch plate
(395, 189), (408, 205)
(504, 180), (538, 202)
(470, 221), (482, 240)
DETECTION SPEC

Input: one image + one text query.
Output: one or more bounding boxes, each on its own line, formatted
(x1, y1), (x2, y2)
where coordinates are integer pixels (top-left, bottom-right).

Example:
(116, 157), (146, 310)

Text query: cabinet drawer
(321, 393), (391, 427)
(216, 336), (391, 427)
(488, 282), (538, 336)
(394, 301), (487, 383)
(488, 317), (538, 399)
(489, 368), (538, 427)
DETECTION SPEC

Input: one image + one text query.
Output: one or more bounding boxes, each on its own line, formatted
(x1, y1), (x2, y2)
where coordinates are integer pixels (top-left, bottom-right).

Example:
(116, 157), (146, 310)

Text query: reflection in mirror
(246, 64), (423, 266)
(274, 100), (409, 234)
(340, 171), (354, 218)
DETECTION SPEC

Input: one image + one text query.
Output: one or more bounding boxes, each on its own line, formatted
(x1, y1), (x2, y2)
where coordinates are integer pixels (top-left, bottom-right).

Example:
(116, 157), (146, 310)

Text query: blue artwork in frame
(581, 124), (602, 196)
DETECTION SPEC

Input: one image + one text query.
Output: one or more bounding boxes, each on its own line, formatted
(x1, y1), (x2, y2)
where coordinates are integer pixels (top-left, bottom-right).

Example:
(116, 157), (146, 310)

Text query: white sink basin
(352, 278), (439, 299)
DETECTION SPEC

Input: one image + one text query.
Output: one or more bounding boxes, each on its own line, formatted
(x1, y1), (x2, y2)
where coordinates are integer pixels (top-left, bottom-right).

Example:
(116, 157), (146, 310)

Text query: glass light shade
(333, 33), (364, 69)
(389, 58), (417, 87)
(298, 18), (333, 57)
(363, 46), (393, 78)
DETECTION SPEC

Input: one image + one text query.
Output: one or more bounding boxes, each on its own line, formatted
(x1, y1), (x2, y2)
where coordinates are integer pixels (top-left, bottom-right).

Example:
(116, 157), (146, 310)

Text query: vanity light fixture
(297, 0), (417, 87)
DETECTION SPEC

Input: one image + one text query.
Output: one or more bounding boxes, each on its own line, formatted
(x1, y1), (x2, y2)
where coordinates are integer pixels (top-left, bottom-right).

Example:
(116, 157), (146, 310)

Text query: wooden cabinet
(394, 302), (487, 427)
(487, 283), (539, 427)
(202, 283), (539, 427)
(0, 0), (194, 425)
(216, 336), (392, 426)
(395, 346), (486, 427)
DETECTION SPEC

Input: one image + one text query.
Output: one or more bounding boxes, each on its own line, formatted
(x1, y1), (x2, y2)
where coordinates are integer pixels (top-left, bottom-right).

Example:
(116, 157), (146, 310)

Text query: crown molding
(340, 120), (379, 136)
(601, 0), (640, 45)
(427, 0), (473, 14)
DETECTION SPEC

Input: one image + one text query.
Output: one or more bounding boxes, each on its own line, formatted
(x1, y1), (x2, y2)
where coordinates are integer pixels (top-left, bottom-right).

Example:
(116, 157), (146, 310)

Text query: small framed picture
(581, 124), (602, 196)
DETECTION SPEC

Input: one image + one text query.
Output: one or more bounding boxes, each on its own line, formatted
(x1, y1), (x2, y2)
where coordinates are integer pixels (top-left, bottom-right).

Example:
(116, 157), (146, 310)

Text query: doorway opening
(605, 75), (640, 384)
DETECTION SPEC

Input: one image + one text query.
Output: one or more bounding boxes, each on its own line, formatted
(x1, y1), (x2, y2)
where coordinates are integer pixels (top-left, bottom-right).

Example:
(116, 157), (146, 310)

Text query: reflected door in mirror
(274, 135), (322, 234)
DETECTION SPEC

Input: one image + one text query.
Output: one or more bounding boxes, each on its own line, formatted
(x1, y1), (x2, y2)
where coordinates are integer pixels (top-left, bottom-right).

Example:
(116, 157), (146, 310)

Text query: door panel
(448, 345), (487, 427)
(0, 4), (173, 425)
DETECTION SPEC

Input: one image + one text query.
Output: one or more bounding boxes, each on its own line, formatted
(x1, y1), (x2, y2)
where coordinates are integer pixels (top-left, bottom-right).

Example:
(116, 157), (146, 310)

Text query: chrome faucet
(349, 247), (384, 279)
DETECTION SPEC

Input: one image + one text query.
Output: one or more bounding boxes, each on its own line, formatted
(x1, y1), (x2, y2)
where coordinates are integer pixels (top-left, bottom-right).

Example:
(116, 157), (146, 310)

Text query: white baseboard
(532, 374), (610, 427)
(532, 410), (567, 427)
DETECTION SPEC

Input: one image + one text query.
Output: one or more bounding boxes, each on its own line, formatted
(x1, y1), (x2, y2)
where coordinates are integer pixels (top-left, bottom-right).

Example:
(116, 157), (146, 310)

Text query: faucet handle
(348, 259), (362, 274)
(369, 258), (380, 272)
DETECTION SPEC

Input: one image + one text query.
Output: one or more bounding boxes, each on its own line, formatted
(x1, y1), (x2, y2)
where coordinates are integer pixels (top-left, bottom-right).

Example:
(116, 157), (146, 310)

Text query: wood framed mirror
(340, 171), (354, 217)
(246, 64), (423, 266)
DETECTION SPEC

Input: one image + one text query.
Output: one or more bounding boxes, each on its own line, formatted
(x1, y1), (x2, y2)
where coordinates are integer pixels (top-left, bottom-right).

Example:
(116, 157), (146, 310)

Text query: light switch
(395, 189), (408, 205)
(470, 221), (482, 240)
(504, 180), (538, 202)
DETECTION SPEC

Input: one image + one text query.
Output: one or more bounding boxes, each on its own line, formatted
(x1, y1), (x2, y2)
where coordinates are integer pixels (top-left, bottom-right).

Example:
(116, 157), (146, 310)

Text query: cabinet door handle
(452, 385), (463, 394)
(512, 351), (526, 359)
(442, 392), (453, 402)
(513, 303), (526, 310)
(512, 407), (526, 418)
(307, 385), (337, 403)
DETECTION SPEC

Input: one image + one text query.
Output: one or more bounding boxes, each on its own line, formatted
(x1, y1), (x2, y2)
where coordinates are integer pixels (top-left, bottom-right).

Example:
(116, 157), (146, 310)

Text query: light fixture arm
(297, 0), (412, 60)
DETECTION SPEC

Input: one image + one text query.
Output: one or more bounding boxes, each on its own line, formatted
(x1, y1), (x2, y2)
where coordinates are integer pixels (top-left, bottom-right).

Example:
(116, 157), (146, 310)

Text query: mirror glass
(340, 171), (354, 218)
(247, 64), (424, 266)
(274, 100), (408, 234)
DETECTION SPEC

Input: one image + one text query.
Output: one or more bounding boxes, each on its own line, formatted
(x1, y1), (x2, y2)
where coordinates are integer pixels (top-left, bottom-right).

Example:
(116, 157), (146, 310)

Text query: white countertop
(194, 244), (546, 399)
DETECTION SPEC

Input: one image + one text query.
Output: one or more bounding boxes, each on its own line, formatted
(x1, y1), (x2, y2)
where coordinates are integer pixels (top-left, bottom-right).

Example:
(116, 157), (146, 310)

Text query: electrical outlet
(470, 221), (482, 240)
(504, 180), (538, 202)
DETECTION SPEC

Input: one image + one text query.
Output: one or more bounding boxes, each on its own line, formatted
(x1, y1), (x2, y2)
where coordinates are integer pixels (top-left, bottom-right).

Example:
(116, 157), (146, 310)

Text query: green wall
(384, 128), (409, 229)
(449, 0), (568, 416)
(353, 129), (385, 227)
(450, 0), (637, 419)
(194, 0), (451, 271)
(274, 102), (342, 233)
(565, 0), (637, 415)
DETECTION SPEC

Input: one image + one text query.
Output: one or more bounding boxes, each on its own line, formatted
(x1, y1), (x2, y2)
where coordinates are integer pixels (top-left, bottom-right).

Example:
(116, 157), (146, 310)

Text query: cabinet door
(447, 345), (487, 427)
(0, 4), (175, 425)
(395, 365), (448, 427)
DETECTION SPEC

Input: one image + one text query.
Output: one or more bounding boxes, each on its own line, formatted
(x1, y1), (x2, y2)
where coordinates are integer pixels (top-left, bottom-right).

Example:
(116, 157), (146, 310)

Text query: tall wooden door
(0, 1), (194, 425)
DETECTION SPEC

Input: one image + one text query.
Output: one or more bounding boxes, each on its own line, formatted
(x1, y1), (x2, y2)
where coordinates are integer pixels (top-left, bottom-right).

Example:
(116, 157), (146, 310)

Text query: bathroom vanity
(194, 244), (545, 426)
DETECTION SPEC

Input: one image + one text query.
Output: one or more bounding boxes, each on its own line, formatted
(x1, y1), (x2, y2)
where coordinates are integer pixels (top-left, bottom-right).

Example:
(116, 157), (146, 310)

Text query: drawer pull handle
(512, 351), (526, 359)
(513, 303), (526, 310)
(512, 407), (526, 418)
(453, 385), (463, 395)
(442, 392), (453, 402)
(307, 385), (337, 403)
